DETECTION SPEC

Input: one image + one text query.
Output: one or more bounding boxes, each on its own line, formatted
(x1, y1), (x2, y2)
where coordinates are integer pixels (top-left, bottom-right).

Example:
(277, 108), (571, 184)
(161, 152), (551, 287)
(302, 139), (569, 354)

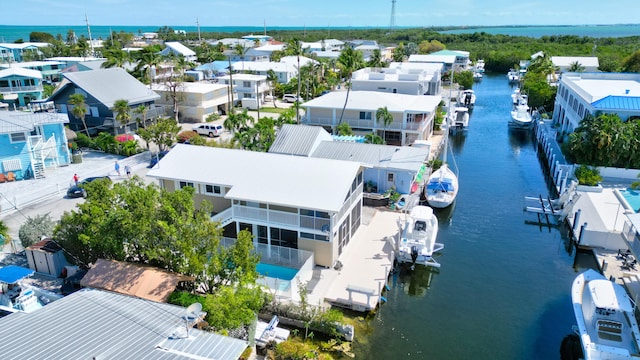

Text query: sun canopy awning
(0, 265), (35, 284)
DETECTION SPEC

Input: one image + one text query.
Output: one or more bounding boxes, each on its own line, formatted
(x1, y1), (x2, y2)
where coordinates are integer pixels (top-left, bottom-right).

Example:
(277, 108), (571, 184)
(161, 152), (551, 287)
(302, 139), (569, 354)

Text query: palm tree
(266, 69), (278, 108)
(568, 61), (585, 73)
(112, 99), (131, 128)
(136, 47), (162, 86)
(134, 104), (148, 127)
(286, 38), (304, 123)
(364, 132), (384, 144)
(68, 93), (90, 136)
(376, 106), (394, 144)
(367, 48), (385, 68)
(234, 44), (248, 72)
(337, 47), (365, 124)
(101, 49), (129, 69)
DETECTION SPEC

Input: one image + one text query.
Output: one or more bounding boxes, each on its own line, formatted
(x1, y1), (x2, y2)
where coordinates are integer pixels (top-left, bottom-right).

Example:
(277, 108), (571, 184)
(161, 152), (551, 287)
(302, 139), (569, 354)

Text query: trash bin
(72, 153), (83, 163)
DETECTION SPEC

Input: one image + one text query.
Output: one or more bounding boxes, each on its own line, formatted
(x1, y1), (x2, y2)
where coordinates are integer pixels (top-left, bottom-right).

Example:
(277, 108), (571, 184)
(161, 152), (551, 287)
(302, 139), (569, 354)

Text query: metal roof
(268, 124), (333, 156)
(591, 95), (640, 110)
(311, 141), (429, 171)
(302, 90), (441, 113)
(0, 111), (68, 134)
(551, 56), (599, 67)
(0, 289), (247, 360)
(62, 68), (160, 108)
(162, 42), (196, 56)
(147, 144), (361, 212)
(0, 67), (42, 79)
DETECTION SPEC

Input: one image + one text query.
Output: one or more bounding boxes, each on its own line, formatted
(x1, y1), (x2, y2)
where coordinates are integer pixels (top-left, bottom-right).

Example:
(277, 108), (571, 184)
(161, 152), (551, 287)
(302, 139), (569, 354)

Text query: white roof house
(551, 56), (600, 72)
(351, 67), (441, 96)
(0, 288), (248, 360)
(216, 73), (269, 109)
(269, 124), (430, 194)
(151, 82), (229, 122)
(148, 144), (360, 212)
(147, 144), (365, 268)
(302, 90), (442, 146)
(279, 56), (318, 69)
(553, 72), (640, 134)
(160, 42), (197, 62)
(408, 54), (457, 72)
(230, 61), (297, 83)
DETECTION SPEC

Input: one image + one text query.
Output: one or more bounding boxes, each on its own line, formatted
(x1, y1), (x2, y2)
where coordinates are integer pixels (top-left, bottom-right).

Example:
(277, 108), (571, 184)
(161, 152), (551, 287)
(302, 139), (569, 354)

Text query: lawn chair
(7, 172), (16, 181)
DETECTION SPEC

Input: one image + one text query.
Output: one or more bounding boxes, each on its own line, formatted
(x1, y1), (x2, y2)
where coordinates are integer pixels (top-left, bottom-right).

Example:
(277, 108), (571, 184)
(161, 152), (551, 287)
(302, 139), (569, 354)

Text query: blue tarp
(0, 265), (34, 284)
(427, 179), (455, 192)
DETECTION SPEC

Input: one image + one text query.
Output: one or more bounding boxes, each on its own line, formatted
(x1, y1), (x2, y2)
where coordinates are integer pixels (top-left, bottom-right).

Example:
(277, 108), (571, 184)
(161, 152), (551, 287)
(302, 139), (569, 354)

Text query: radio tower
(389, 0), (397, 32)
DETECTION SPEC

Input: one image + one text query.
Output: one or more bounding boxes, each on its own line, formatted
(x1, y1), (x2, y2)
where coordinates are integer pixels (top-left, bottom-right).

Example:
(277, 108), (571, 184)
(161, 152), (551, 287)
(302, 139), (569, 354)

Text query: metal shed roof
(591, 95), (640, 110)
(0, 111), (68, 134)
(311, 141), (429, 171)
(0, 289), (247, 360)
(268, 124), (333, 156)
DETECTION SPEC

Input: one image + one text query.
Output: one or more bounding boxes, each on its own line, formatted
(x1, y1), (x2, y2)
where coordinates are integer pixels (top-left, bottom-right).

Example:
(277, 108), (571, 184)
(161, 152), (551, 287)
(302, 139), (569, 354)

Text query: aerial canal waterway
(352, 74), (595, 359)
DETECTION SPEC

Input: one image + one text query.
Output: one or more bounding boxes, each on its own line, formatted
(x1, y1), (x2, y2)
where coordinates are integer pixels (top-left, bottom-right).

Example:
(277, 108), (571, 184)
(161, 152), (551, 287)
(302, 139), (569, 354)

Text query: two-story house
(216, 73), (269, 110)
(0, 61), (65, 83)
(0, 110), (70, 181)
(553, 72), (640, 135)
(351, 67), (441, 96)
(159, 42), (197, 63)
(147, 144), (364, 268)
(269, 124), (430, 195)
(0, 42), (49, 63)
(49, 68), (161, 135)
(0, 67), (44, 107)
(301, 90), (442, 146)
(151, 82), (230, 121)
(230, 61), (296, 84)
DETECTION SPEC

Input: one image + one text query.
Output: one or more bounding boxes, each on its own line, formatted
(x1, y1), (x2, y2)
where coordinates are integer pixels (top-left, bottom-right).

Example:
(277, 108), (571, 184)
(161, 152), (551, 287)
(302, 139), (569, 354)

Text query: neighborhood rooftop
(59, 67), (160, 108)
(0, 289), (247, 360)
(147, 144), (361, 212)
(302, 90), (441, 112)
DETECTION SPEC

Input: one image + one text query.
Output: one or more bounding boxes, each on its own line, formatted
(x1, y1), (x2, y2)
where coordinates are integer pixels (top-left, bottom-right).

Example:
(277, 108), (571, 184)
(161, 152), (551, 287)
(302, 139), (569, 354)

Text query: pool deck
(307, 208), (402, 312)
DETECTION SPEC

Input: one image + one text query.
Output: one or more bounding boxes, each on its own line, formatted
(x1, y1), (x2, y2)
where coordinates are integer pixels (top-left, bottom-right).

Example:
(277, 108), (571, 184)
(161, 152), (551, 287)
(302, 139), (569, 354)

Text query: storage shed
(25, 238), (67, 277)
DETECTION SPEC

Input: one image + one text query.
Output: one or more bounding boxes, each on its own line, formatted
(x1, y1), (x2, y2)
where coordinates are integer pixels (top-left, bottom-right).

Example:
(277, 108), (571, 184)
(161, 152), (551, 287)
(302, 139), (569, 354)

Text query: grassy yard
(258, 107), (289, 114)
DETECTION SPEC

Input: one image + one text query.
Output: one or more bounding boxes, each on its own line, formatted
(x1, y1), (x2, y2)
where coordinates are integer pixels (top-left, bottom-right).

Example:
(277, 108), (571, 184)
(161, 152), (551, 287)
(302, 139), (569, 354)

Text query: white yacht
(510, 94), (533, 129)
(397, 206), (443, 269)
(458, 89), (476, 108)
(449, 107), (470, 130)
(507, 69), (520, 83)
(572, 269), (640, 359)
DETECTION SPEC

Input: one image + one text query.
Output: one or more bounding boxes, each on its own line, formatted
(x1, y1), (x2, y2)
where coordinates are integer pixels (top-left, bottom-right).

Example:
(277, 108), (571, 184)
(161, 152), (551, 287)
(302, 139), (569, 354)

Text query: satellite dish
(186, 302), (202, 317)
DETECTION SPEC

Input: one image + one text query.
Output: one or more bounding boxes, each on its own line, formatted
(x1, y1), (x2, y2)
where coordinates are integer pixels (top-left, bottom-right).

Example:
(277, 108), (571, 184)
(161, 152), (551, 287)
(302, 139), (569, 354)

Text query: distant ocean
(440, 24), (640, 38)
(1, 24), (640, 43)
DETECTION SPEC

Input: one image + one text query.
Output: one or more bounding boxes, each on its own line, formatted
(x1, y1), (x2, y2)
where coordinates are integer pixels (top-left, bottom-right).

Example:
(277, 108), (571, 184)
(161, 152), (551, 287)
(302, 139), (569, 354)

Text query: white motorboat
(397, 205), (442, 269)
(0, 265), (63, 314)
(510, 95), (533, 128)
(449, 106), (470, 130)
(475, 60), (485, 73)
(507, 68), (520, 83)
(473, 71), (483, 81)
(458, 89), (476, 108)
(572, 269), (640, 359)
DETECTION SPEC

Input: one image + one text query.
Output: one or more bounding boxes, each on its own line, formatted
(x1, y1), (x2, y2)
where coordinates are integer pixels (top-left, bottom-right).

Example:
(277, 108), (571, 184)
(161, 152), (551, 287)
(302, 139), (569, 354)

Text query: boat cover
(0, 265), (35, 284)
(427, 179), (455, 192)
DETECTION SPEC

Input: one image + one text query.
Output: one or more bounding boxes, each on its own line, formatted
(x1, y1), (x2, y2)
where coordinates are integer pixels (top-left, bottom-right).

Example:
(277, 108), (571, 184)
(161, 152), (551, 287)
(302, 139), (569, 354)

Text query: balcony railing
(0, 85), (43, 93)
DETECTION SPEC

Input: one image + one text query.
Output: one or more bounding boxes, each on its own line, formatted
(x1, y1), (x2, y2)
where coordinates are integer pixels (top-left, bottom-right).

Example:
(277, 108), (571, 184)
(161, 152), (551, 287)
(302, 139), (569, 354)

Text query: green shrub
(574, 165), (602, 186)
(76, 132), (93, 148)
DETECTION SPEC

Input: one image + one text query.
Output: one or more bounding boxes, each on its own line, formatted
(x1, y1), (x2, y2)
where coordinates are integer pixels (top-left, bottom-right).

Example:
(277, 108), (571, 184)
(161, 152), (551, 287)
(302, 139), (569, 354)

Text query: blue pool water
(621, 188), (640, 212)
(256, 263), (298, 281)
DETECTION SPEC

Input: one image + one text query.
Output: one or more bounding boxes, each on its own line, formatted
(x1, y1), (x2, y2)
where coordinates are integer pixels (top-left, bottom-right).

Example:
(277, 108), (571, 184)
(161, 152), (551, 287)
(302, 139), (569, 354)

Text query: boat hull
(572, 269), (640, 359)
(426, 165), (458, 208)
(397, 206), (443, 268)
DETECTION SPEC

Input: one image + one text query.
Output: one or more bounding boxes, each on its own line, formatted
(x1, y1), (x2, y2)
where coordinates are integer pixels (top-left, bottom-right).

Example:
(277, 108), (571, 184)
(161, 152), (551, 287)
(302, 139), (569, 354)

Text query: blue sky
(6, 0), (640, 27)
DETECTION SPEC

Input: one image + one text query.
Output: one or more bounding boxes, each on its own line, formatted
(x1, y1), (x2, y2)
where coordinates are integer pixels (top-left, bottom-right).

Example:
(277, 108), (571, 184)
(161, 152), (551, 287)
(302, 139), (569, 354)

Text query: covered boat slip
(573, 270), (640, 358)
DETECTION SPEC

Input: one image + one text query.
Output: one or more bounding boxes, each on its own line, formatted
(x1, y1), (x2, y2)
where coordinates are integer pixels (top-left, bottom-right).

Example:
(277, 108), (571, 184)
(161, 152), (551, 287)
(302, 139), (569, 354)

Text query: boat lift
(524, 181), (580, 227)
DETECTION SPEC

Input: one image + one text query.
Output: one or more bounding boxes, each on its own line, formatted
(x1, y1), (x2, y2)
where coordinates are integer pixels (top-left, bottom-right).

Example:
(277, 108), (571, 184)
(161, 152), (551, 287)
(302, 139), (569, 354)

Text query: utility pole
(196, 18), (201, 42)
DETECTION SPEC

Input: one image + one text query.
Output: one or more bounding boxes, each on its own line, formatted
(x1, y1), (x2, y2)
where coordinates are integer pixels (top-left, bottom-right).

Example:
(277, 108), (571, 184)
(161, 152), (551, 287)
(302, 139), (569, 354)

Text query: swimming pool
(620, 188), (640, 212)
(256, 263), (298, 281)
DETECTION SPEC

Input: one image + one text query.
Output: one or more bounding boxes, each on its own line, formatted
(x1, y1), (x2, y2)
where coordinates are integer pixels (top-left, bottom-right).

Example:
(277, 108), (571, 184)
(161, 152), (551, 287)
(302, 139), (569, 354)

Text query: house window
(10, 132), (26, 142)
(406, 113), (415, 123)
(359, 111), (372, 120)
(387, 173), (395, 182)
(243, 81), (251, 88)
(179, 181), (194, 189)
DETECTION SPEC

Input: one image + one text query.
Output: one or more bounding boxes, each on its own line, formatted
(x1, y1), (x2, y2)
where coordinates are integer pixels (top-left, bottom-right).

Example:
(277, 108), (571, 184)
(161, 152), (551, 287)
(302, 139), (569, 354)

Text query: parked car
(66, 176), (111, 198)
(192, 124), (223, 137)
(282, 94), (303, 103)
(148, 150), (169, 168)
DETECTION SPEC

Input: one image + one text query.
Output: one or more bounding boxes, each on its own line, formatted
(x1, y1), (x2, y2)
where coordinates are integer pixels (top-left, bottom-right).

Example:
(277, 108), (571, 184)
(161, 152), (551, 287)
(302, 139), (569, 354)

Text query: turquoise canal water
(352, 75), (592, 359)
